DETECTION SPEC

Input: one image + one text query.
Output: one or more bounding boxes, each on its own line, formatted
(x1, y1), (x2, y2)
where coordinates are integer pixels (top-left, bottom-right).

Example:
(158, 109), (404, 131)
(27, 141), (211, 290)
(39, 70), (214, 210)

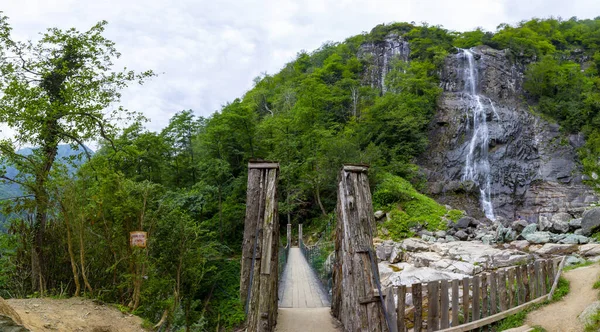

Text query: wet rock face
(358, 33), (410, 93)
(420, 45), (597, 221)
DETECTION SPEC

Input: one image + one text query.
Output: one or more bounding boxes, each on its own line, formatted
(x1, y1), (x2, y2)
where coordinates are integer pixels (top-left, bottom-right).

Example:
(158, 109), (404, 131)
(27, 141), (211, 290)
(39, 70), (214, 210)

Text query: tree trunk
(61, 204), (80, 297)
(315, 185), (327, 217)
(240, 162), (280, 332)
(79, 214), (93, 295)
(333, 164), (387, 332)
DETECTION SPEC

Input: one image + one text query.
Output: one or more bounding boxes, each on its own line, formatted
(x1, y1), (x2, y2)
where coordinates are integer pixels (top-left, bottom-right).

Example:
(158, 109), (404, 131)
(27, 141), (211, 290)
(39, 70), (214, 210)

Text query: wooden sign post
(129, 231), (147, 248)
(240, 161), (280, 332)
(332, 164), (387, 332)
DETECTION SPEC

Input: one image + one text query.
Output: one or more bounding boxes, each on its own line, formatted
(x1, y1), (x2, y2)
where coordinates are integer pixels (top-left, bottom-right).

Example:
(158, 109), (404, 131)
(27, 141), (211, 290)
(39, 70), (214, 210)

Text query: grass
(495, 277), (569, 331)
(564, 260), (594, 272)
(585, 310), (600, 331)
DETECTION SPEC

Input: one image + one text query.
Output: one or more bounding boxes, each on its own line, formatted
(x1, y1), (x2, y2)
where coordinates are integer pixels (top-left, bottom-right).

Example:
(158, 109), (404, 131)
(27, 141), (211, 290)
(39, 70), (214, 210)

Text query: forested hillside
(0, 14), (600, 331)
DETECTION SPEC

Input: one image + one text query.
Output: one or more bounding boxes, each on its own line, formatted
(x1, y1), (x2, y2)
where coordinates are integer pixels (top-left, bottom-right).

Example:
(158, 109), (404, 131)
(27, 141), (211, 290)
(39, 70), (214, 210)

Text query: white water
(460, 49), (495, 220)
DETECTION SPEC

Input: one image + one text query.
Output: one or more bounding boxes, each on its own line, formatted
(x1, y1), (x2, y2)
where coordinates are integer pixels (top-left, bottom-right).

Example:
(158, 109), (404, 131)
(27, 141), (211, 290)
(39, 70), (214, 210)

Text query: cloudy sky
(2, 0), (600, 133)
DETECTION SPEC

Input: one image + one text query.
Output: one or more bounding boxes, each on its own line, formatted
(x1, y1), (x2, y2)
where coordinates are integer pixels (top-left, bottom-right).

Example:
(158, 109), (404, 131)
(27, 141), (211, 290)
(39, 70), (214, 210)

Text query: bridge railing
(381, 257), (565, 332)
(299, 239), (334, 300)
(278, 244), (289, 279)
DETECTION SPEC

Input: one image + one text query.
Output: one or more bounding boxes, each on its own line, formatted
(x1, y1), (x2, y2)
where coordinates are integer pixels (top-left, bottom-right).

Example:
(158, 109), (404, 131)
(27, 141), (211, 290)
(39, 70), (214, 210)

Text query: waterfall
(460, 49), (495, 220)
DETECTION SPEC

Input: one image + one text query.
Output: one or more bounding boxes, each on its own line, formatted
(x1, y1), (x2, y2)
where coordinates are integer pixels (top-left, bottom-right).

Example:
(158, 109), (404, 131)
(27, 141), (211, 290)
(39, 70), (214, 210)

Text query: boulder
(455, 230), (468, 241)
(510, 240), (530, 251)
(551, 212), (572, 224)
(403, 251), (443, 268)
(389, 245), (403, 264)
(558, 234), (590, 244)
(551, 220), (570, 234)
(435, 230), (447, 238)
(565, 255), (586, 267)
(533, 243), (578, 256)
(455, 217), (476, 229)
(578, 244), (600, 257)
(581, 208), (600, 236)
(430, 259), (483, 275)
(376, 240), (394, 261)
(538, 216), (553, 232)
(523, 231), (552, 244)
(399, 238), (431, 252)
(0, 297), (27, 332)
(421, 234), (436, 243)
(578, 301), (600, 327)
(569, 218), (582, 230)
(511, 219), (528, 233)
(374, 210), (385, 220)
(445, 235), (457, 242)
(521, 223), (537, 237)
(379, 264), (469, 288)
(481, 234), (495, 245)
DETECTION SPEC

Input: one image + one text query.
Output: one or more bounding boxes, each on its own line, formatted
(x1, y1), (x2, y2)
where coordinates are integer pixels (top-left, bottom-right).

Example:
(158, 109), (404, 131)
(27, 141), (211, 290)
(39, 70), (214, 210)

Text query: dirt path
(525, 263), (600, 332)
(276, 308), (341, 332)
(7, 297), (148, 332)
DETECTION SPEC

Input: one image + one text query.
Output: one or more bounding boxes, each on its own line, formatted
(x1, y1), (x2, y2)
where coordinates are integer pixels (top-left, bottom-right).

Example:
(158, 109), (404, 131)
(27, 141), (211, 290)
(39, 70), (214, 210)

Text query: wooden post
(299, 224), (303, 246)
(287, 223), (291, 248)
(240, 161), (280, 332)
(333, 164), (388, 331)
(397, 285), (406, 332)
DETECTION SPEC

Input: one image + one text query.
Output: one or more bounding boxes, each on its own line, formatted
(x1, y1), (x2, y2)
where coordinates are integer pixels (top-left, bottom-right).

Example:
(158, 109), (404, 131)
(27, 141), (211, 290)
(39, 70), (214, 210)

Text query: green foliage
(375, 173), (447, 240)
(551, 277), (570, 301)
(585, 309), (600, 331)
(496, 309), (528, 330)
(447, 209), (464, 222)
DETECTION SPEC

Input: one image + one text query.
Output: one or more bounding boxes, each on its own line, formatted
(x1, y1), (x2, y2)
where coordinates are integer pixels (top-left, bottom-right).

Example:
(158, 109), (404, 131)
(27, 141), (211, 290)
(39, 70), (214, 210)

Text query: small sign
(130, 231), (147, 248)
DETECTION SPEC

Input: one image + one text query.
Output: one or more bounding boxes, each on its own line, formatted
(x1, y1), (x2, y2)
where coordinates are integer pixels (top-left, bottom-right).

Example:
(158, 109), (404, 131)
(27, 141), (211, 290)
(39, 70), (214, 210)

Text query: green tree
(0, 17), (154, 293)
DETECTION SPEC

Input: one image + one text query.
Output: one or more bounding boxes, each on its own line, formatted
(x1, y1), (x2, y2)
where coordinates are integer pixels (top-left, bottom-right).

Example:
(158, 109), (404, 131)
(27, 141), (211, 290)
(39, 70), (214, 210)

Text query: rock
(399, 238), (431, 252)
(431, 241), (531, 269)
(420, 230), (434, 237)
(533, 243), (578, 256)
(376, 240), (394, 261)
(569, 218), (582, 230)
(374, 210), (385, 220)
(550, 233), (568, 243)
(565, 255), (586, 266)
(434, 230), (447, 238)
(574, 229), (585, 236)
(481, 234), (495, 245)
(379, 264), (469, 288)
(445, 235), (457, 242)
(430, 259), (484, 275)
(495, 224), (513, 243)
(551, 212), (572, 224)
(523, 231), (552, 244)
(558, 234), (590, 244)
(578, 244), (600, 257)
(403, 251), (443, 268)
(511, 219), (528, 232)
(455, 230), (468, 241)
(581, 208), (600, 236)
(520, 223), (537, 237)
(455, 217), (476, 229)
(421, 234), (436, 243)
(551, 220), (570, 234)
(539, 216), (553, 232)
(510, 240), (530, 251)
(578, 301), (600, 327)
(389, 245), (403, 264)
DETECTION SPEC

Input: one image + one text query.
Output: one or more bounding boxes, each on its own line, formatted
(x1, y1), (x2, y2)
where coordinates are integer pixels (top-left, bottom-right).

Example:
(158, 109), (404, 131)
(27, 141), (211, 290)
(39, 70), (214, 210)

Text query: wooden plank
(437, 295), (548, 332)
(397, 285), (406, 332)
(413, 283), (423, 332)
(507, 268), (515, 308)
(534, 261), (542, 297)
(480, 274), (488, 318)
(548, 256), (567, 301)
(441, 280), (450, 329)
(490, 272), (497, 315)
(451, 280), (459, 327)
(515, 266), (523, 305)
(498, 269), (507, 312)
(386, 287), (398, 332)
(472, 275), (480, 322)
(247, 162), (280, 169)
(462, 277), (470, 324)
(342, 164), (369, 172)
(541, 261), (548, 295)
(521, 265), (531, 303)
(528, 262), (536, 300)
(428, 281), (439, 331)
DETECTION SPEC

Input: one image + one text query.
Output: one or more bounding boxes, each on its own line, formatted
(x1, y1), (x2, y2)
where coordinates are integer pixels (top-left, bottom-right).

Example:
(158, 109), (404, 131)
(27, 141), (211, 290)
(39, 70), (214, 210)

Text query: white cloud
(2, 0), (600, 133)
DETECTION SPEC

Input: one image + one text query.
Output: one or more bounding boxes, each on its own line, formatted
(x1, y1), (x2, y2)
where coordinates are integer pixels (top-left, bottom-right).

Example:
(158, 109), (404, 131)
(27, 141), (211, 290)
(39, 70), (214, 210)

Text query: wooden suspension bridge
(239, 162), (567, 332)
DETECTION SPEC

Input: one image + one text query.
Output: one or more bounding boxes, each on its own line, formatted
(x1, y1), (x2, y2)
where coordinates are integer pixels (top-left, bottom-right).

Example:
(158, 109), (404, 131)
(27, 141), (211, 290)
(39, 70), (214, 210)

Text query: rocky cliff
(360, 37), (598, 223)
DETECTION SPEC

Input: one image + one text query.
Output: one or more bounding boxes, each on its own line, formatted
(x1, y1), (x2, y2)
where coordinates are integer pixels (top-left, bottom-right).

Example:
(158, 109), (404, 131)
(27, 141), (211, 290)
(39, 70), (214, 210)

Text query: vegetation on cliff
(0, 13), (599, 331)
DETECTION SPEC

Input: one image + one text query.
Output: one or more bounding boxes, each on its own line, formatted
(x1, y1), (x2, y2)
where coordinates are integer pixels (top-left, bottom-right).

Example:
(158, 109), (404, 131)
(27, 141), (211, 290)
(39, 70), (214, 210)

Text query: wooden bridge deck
(278, 247), (330, 308)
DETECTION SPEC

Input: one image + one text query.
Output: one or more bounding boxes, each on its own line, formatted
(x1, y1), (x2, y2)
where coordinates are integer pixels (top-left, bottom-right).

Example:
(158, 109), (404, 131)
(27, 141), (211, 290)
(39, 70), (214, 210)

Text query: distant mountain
(0, 144), (93, 200)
